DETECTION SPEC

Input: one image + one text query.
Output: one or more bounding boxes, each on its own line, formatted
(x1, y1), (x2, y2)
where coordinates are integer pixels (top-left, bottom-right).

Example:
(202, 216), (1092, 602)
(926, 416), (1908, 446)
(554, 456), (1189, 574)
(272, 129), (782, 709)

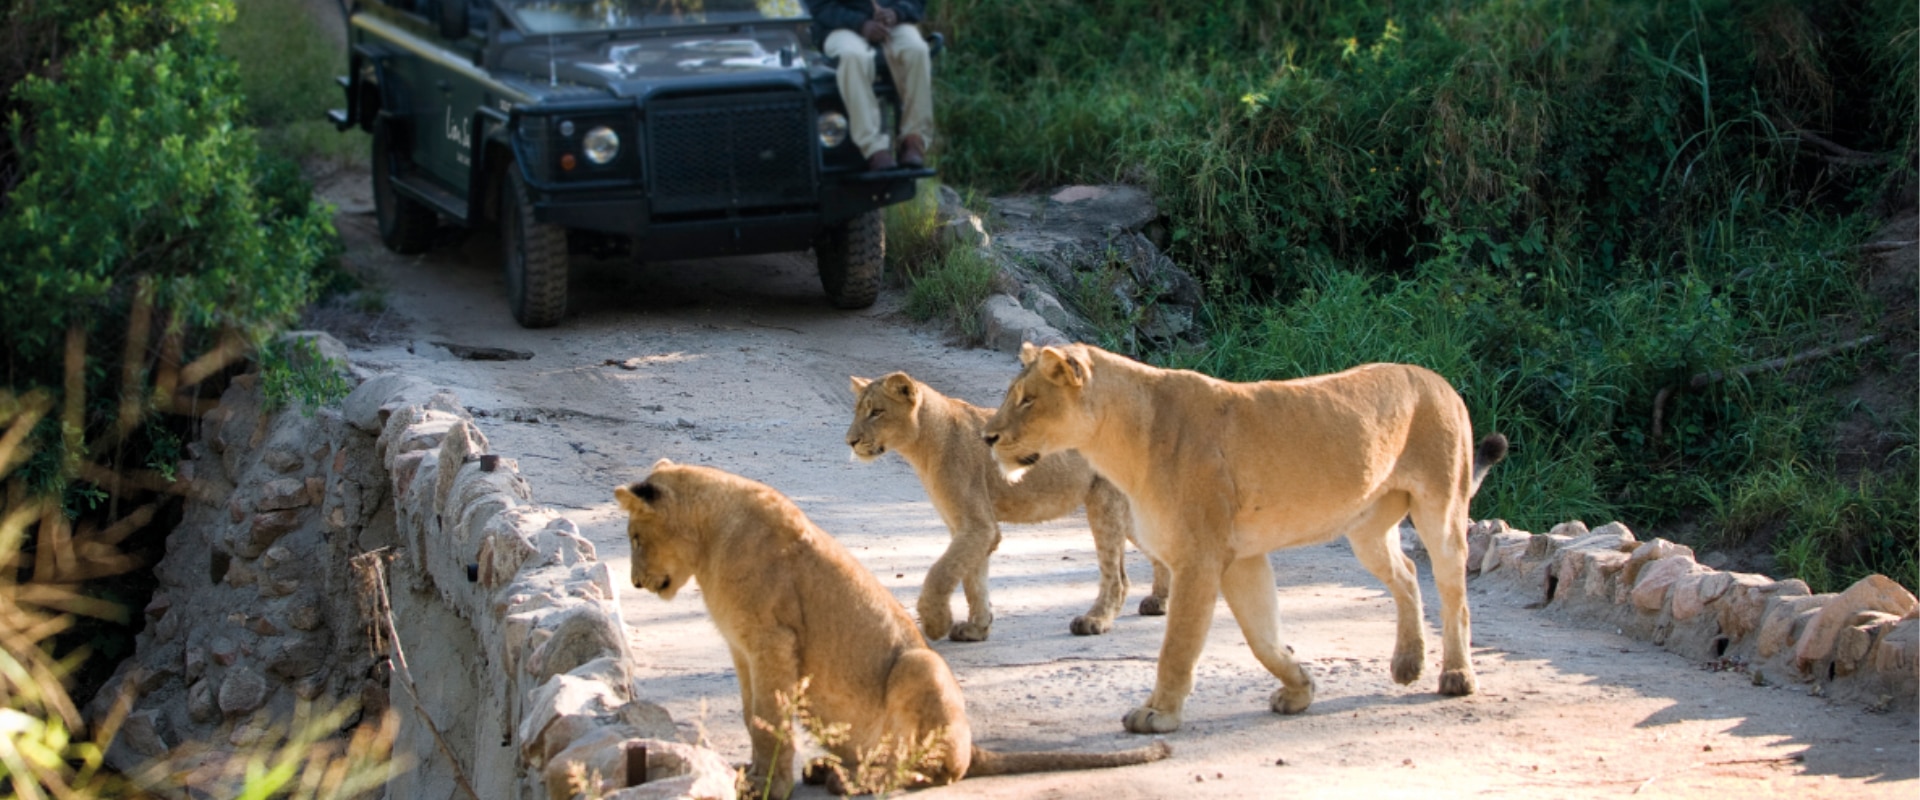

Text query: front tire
(371, 118), (436, 255)
(815, 209), (884, 309)
(500, 165), (569, 328)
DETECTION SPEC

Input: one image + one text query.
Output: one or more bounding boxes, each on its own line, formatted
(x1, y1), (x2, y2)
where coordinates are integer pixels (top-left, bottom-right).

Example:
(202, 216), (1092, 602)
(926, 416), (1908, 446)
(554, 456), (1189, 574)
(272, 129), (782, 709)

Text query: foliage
(221, 0), (367, 165)
(933, 0), (1917, 588)
(903, 247), (997, 342)
(260, 336), (354, 414)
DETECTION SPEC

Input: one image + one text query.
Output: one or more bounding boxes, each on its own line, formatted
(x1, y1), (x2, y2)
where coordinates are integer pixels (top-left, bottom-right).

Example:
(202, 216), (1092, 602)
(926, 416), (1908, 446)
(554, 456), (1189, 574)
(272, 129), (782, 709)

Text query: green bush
(933, 0), (1917, 588)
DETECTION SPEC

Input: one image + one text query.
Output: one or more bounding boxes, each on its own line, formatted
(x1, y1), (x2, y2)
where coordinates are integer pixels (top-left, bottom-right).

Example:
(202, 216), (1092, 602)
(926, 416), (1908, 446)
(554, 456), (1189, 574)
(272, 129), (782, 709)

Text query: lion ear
(849, 375), (871, 394)
(1018, 342), (1040, 366)
(614, 481), (658, 512)
(881, 372), (916, 400)
(1036, 347), (1088, 387)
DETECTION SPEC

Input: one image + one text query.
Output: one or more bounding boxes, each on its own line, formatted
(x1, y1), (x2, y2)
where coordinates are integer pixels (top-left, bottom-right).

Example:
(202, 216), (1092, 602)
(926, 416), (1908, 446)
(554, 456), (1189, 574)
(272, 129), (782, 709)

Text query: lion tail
(1470, 433), (1509, 495)
(967, 740), (1172, 777)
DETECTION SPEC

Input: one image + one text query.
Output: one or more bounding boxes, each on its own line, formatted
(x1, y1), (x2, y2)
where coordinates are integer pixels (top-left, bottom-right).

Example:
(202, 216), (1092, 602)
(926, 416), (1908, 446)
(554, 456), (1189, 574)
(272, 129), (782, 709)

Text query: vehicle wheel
(371, 118), (437, 255)
(815, 209), (884, 309)
(500, 164), (570, 328)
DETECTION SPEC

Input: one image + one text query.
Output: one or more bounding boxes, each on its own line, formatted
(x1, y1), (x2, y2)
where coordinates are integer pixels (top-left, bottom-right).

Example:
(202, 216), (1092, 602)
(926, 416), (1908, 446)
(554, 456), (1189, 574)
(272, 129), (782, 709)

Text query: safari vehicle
(329, 0), (934, 327)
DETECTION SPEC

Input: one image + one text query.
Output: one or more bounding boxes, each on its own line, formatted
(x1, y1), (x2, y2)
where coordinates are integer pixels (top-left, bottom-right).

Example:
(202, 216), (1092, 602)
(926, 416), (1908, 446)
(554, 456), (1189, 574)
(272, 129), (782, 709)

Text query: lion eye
(1018, 395), (1033, 408)
(868, 408), (883, 419)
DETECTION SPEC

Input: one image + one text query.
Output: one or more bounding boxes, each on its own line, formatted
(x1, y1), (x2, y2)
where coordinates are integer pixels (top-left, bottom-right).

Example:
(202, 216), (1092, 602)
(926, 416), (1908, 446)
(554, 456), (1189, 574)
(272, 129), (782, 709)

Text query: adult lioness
(982, 343), (1507, 734)
(847, 372), (1169, 641)
(614, 461), (1172, 797)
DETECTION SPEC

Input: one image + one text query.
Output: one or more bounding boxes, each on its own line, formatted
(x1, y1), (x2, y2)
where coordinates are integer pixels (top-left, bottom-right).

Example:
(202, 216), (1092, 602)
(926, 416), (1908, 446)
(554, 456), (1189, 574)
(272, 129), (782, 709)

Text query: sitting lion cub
(847, 372), (1168, 641)
(614, 460), (1172, 797)
(983, 343), (1507, 734)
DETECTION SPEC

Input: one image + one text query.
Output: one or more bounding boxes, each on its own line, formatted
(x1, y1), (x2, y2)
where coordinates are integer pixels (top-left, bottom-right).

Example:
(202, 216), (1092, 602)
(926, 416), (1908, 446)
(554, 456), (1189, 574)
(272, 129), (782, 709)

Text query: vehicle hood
(496, 28), (811, 94)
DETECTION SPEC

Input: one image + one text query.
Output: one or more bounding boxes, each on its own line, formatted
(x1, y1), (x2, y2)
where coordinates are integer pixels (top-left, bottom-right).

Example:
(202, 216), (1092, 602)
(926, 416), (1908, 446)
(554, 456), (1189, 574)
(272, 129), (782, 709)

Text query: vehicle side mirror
(439, 0), (469, 39)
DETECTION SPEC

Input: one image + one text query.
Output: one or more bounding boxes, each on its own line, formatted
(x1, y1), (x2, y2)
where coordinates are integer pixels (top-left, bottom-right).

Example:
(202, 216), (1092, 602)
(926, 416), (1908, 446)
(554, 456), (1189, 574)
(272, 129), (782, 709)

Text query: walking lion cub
(614, 461), (1171, 796)
(847, 372), (1168, 641)
(982, 343), (1507, 734)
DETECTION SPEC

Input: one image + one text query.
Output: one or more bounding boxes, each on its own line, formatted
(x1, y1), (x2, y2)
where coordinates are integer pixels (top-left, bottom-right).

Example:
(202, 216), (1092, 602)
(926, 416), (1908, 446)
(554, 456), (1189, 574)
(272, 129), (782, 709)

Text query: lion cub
(614, 461), (1171, 797)
(847, 372), (1168, 641)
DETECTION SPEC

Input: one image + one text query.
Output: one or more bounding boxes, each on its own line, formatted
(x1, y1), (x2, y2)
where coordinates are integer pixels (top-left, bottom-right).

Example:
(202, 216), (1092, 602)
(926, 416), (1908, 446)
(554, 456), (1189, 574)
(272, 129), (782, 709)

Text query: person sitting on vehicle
(806, 0), (933, 171)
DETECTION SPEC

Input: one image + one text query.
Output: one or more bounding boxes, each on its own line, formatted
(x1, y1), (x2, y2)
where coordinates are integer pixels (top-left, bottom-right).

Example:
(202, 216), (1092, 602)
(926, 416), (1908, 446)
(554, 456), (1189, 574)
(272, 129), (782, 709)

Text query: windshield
(505, 0), (806, 35)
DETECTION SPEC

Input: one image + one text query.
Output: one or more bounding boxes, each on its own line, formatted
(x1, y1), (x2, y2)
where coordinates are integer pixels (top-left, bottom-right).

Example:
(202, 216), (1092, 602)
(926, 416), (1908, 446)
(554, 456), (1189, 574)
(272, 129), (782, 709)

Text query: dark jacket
(805, 0), (925, 48)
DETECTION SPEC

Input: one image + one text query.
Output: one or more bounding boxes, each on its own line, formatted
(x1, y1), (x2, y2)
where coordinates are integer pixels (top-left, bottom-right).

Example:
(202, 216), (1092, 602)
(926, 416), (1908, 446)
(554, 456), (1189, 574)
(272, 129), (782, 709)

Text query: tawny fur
(982, 343), (1508, 734)
(614, 461), (1172, 797)
(846, 372), (1170, 642)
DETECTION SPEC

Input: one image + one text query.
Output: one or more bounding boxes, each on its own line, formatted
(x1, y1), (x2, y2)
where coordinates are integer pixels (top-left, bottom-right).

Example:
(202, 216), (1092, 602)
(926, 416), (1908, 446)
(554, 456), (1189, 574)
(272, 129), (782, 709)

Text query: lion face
(846, 373), (922, 462)
(613, 460), (705, 601)
(983, 344), (1095, 482)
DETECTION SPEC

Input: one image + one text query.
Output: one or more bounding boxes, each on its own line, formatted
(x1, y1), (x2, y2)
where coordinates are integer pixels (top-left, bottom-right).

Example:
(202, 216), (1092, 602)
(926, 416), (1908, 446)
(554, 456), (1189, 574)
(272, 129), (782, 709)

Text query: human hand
(860, 19), (889, 44)
(873, 6), (898, 26)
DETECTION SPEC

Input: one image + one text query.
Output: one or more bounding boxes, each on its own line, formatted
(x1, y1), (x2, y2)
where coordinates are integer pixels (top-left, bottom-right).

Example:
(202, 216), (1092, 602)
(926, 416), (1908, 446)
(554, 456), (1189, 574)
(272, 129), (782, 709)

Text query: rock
(187, 678), (218, 723)
(528, 607), (628, 684)
(1714, 573), (1782, 639)
(1631, 555), (1702, 613)
(552, 735), (736, 800)
(238, 509), (301, 557)
(1757, 594), (1835, 660)
(262, 448), (304, 475)
(1547, 520), (1590, 538)
(267, 634), (331, 680)
(288, 601), (325, 632)
(1868, 619), (1918, 682)
(1833, 612), (1902, 677)
(519, 674), (631, 764)
(217, 667), (269, 716)
(343, 373), (435, 434)
(1793, 575), (1920, 674)
(1670, 570), (1734, 621)
(120, 709), (169, 759)
(978, 294), (1067, 354)
(257, 478), (312, 512)
(1620, 539), (1695, 597)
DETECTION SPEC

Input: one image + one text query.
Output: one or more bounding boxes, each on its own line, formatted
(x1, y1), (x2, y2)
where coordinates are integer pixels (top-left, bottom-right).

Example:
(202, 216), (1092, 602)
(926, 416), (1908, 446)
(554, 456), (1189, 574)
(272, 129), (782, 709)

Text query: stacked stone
(90, 333), (737, 799)
(360, 376), (735, 800)
(90, 334), (391, 793)
(1469, 519), (1918, 709)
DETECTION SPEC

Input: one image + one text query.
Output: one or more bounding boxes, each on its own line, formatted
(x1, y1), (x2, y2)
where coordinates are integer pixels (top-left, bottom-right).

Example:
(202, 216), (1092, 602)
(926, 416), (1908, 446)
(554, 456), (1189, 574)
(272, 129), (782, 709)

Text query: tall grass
(932, 0), (1918, 588)
(222, 0), (365, 165)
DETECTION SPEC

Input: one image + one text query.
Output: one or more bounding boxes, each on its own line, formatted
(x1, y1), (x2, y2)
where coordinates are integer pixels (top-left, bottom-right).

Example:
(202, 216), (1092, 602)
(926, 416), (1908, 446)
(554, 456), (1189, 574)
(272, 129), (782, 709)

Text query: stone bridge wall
(93, 339), (735, 800)
(95, 333), (1912, 798)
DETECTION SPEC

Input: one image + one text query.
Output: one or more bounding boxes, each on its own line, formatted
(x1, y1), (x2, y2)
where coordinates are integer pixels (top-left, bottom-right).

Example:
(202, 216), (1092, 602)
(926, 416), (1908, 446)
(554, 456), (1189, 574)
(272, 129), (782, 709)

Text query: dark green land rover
(330, 0), (933, 327)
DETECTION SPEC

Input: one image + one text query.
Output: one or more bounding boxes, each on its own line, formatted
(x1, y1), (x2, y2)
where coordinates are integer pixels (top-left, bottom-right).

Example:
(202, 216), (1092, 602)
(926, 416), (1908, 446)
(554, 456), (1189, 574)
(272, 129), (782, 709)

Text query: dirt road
(314, 170), (1917, 799)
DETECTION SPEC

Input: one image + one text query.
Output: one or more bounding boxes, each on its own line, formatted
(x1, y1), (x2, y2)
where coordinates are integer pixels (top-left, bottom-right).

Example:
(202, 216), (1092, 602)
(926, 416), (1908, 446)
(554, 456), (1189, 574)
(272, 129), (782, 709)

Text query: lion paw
(1137, 596), (1168, 616)
(1069, 614), (1114, 636)
(949, 621), (991, 642)
(918, 607), (953, 642)
(1122, 706), (1182, 733)
(1270, 680), (1314, 715)
(1438, 668), (1477, 696)
(803, 760), (848, 795)
(1391, 649), (1424, 685)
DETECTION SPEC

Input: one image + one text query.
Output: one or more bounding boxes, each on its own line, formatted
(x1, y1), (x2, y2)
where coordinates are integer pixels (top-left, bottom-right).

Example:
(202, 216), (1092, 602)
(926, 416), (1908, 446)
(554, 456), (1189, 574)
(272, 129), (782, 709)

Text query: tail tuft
(1470, 433), (1509, 495)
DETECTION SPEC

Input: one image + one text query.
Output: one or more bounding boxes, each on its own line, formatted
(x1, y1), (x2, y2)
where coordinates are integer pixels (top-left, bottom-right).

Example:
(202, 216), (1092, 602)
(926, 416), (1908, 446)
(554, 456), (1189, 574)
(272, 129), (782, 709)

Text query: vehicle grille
(648, 92), (815, 215)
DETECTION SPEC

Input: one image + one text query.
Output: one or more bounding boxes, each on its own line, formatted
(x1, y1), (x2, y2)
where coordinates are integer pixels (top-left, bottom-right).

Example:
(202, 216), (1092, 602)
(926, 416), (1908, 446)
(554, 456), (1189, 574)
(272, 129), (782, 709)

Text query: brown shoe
(897, 135), (926, 168)
(866, 150), (897, 171)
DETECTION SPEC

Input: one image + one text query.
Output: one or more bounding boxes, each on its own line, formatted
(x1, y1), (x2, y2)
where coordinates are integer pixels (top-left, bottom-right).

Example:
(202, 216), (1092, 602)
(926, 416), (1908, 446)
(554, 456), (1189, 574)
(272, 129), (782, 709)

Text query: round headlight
(583, 126), (620, 165)
(817, 111), (848, 148)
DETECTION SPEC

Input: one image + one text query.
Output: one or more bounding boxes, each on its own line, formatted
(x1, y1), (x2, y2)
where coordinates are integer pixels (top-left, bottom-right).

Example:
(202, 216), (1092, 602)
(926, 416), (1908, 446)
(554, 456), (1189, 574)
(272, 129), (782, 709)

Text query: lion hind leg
(1220, 555), (1315, 715)
(1409, 497), (1476, 696)
(1139, 558), (1171, 616)
(1345, 493), (1427, 685)
(1072, 480), (1132, 635)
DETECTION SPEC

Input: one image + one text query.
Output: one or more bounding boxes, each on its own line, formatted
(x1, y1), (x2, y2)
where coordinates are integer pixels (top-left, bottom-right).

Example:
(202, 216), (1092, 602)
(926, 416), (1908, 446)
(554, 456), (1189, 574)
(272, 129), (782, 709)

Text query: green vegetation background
(930, 0), (1917, 592)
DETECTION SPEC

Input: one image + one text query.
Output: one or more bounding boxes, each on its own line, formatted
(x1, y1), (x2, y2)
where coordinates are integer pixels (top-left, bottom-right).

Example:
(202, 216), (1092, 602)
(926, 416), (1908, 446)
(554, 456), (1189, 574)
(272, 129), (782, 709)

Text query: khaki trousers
(824, 24), (934, 159)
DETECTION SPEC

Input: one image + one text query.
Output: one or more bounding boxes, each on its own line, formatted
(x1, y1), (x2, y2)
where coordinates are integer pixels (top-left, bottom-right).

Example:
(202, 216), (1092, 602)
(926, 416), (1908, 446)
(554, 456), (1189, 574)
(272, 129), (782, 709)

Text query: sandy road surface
(315, 171), (1916, 798)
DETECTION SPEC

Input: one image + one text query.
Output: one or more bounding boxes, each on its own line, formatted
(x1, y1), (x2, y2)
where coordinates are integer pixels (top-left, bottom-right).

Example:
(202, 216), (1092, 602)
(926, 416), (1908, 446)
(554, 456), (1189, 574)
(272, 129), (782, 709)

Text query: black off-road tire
(501, 165), (570, 328)
(815, 209), (884, 309)
(371, 118), (437, 255)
